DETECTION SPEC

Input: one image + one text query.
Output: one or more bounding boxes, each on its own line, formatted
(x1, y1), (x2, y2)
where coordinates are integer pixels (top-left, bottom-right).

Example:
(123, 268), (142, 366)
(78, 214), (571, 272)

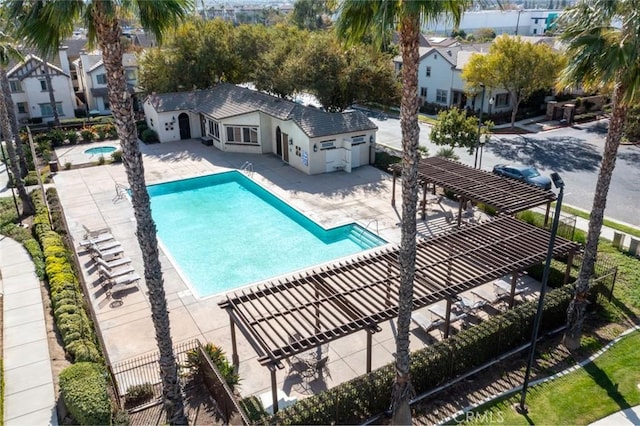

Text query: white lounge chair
(411, 311), (443, 333)
(98, 264), (135, 279)
(89, 244), (124, 261)
(105, 273), (141, 297)
(94, 256), (132, 270)
(78, 232), (114, 248)
(82, 224), (111, 239)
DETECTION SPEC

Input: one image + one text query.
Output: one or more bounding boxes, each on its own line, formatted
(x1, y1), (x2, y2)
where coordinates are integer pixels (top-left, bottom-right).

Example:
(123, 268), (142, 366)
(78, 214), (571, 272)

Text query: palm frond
(134, 0), (193, 45)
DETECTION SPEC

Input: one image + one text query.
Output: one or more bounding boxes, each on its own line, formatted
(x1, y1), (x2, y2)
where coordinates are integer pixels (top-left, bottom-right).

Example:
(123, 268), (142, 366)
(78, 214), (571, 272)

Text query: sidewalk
(1, 236), (58, 425)
(590, 406), (640, 426)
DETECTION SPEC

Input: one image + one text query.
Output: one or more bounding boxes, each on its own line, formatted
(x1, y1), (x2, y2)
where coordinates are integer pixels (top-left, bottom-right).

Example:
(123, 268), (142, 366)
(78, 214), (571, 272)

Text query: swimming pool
(84, 146), (117, 155)
(148, 171), (386, 297)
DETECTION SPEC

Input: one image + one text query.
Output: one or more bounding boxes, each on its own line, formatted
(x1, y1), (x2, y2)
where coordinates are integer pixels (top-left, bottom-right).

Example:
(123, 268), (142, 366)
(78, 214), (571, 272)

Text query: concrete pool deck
(52, 138), (537, 404)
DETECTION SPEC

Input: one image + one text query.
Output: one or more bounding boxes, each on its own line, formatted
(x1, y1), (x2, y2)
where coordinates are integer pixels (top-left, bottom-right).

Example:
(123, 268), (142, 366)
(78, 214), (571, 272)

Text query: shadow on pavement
(488, 136), (602, 172)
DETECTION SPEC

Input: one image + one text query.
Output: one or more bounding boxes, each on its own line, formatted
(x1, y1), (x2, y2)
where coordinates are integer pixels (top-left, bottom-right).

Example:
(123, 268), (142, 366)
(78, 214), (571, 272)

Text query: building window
(436, 89), (448, 104)
(9, 80), (22, 92)
(40, 80), (48, 91)
(150, 118), (154, 127)
(208, 120), (220, 139)
(420, 87), (427, 98)
(425, 66), (431, 77)
(39, 102), (63, 117)
(16, 102), (28, 114)
(124, 69), (136, 82)
(495, 93), (511, 107)
(103, 97), (110, 110)
(226, 126), (258, 144)
(96, 74), (107, 85)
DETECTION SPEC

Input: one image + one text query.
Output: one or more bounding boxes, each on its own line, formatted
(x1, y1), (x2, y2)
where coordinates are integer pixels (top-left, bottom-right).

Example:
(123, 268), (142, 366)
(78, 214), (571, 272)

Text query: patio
(53, 139), (569, 409)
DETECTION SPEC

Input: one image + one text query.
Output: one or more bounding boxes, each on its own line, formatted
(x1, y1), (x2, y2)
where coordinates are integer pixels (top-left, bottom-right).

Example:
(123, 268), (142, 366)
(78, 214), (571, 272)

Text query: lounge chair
(411, 311), (443, 333)
(88, 244), (124, 261)
(94, 256), (132, 271)
(82, 224), (111, 239)
(103, 273), (141, 297)
(98, 264), (135, 279)
(78, 232), (115, 248)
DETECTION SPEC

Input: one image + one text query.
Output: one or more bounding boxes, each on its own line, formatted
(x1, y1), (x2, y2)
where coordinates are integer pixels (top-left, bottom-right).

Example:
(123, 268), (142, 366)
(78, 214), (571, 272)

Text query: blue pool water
(84, 146), (116, 155)
(148, 171), (386, 297)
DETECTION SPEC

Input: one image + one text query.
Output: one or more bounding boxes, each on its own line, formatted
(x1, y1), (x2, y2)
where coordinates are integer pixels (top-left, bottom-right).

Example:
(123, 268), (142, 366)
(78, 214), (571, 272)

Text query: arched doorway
(178, 113), (191, 140)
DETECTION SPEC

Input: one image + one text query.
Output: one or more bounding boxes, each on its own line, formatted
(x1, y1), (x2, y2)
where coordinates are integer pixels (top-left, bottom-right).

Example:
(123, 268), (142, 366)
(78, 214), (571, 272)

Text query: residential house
(7, 49), (77, 123)
(143, 83), (378, 175)
(75, 51), (139, 115)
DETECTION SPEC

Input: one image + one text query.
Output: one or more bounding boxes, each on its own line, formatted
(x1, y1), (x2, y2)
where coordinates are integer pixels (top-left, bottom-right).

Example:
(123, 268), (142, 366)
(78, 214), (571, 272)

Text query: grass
(455, 330), (640, 425)
(418, 115), (438, 125)
(560, 204), (640, 239)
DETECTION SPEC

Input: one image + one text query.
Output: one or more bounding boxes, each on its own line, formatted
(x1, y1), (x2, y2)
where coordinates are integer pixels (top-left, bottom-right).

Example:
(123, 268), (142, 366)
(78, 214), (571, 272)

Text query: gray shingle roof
(146, 83), (377, 138)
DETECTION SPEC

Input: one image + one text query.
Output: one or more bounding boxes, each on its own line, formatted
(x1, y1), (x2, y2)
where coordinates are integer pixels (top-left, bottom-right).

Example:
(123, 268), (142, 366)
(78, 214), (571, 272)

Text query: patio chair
(82, 224), (111, 239)
(88, 243), (124, 261)
(86, 239), (121, 252)
(94, 256), (132, 271)
(411, 311), (444, 333)
(98, 264), (135, 280)
(104, 273), (141, 297)
(78, 232), (114, 248)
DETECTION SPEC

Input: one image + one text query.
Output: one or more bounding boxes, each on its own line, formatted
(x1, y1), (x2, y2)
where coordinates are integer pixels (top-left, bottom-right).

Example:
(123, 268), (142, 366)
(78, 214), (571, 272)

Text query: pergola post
(544, 201), (552, 227)
(508, 272), (518, 309)
(564, 250), (575, 284)
(457, 197), (464, 228)
(230, 316), (239, 367)
(391, 169), (397, 207)
(444, 298), (453, 338)
(421, 180), (428, 220)
(270, 367), (279, 414)
(366, 330), (373, 373)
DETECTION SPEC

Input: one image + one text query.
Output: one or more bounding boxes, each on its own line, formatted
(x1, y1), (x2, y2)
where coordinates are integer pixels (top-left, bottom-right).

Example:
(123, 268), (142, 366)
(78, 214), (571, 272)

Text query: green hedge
(59, 362), (111, 425)
(269, 284), (575, 425)
(30, 190), (101, 363)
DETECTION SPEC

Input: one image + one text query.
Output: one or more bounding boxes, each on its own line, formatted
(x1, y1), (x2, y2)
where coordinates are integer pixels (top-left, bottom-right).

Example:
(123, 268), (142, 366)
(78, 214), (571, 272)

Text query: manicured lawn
(456, 330), (640, 425)
(560, 204), (640, 239)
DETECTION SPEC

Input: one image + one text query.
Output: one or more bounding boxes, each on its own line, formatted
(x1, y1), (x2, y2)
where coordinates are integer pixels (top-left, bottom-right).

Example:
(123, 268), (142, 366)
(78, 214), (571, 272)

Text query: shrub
(24, 171), (39, 186)
(80, 128), (95, 143)
(49, 129), (67, 147)
(185, 343), (240, 390)
(140, 128), (159, 143)
(111, 150), (123, 163)
(125, 383), (155, 407)
(97, 155), (106, 165)
(23, 238), (45, 279)
(66, 131), (79, 145)
(64, 162), (72, 170)
(374, 151), (400, 173)
(59, 362), (112, 425)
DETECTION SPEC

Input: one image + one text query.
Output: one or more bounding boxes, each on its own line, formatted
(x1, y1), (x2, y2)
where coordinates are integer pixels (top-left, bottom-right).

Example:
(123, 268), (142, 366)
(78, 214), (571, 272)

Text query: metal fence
(111, 340), (198, 409)
(570, 253), (619, 301)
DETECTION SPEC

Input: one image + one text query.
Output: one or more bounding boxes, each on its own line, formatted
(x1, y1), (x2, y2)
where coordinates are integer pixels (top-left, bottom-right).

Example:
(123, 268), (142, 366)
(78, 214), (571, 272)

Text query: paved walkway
(1, 236), (58, 425)
(590, 406), (640, 425)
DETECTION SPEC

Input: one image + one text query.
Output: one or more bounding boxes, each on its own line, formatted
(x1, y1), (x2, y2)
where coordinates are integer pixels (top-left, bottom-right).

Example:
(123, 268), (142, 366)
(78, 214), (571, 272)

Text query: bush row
(30, 190), (102, 363)
(268, 284), (576, 425)
(30, 190), (113, 424)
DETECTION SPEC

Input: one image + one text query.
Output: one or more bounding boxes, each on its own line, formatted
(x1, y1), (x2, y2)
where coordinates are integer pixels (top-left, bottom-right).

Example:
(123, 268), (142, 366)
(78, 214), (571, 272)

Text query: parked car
(492, 164), (552, 190)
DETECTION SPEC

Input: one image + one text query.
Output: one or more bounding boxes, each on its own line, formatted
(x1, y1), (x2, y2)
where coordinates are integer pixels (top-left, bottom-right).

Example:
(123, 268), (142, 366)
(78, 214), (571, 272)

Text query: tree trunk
(90, 5), (187, 424)
(44, 63), (60, 127)
(391, 13), (421, 426)
(0, 67), (28, 177)
(0, 82), (33, 215)
(564, 82), (626, 350)
(510, 96), (520, 128)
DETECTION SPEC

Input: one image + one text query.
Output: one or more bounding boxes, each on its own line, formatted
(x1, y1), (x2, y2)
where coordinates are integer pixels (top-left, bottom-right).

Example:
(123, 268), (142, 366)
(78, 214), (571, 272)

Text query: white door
(325, 148), (341, 172)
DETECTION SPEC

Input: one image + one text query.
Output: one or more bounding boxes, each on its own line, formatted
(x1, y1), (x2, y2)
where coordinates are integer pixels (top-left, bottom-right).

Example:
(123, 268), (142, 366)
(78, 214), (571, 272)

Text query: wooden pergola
(389, 157), (558, 225)
(218, 216), (580, 412)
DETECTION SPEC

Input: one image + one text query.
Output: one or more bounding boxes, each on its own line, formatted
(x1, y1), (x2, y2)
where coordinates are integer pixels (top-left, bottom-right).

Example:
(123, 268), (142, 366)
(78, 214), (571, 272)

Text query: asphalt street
(371, 115), (640, 227)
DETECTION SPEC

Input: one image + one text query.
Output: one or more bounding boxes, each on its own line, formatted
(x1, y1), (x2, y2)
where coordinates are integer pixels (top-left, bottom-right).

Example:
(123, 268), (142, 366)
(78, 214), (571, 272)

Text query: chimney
(58, 45), (70, 75)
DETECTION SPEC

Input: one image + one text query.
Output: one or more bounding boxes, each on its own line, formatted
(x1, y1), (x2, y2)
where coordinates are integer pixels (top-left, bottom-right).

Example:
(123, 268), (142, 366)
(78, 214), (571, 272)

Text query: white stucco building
(7, 51), (76, 123)
(143, 84), (378, 175)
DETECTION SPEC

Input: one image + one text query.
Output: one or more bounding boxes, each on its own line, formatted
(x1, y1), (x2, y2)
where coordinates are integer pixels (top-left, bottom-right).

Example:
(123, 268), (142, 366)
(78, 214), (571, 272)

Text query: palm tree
(0, 29), (33, 215)
(559, 0), (640, 350)
(7, 1), (192, 423)
(336, 1), (467, 423)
